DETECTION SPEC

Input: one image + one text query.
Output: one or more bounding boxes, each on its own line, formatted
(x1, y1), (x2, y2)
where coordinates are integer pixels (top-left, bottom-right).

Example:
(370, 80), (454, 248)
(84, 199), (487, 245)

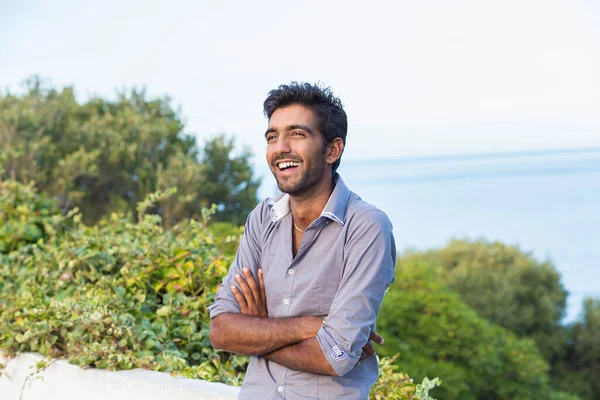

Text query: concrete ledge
(0, 352), (239, 400)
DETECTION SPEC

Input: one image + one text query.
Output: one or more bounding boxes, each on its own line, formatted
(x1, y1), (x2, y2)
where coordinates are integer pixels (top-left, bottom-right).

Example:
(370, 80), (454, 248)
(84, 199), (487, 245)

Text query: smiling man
(208, 82), (396, 399)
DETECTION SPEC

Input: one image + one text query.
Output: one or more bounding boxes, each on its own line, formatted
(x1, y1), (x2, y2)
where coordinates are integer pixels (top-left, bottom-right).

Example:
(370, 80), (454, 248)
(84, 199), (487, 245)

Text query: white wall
(0, 352), (239, 400)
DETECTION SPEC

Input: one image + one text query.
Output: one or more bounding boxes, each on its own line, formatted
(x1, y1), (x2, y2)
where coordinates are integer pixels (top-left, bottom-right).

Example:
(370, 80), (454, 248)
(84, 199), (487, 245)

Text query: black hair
(263, 82), (347, 173)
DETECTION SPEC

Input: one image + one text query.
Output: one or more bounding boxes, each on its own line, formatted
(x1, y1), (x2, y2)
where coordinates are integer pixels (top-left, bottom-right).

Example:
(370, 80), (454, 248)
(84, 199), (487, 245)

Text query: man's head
(263, 82), (347, 196)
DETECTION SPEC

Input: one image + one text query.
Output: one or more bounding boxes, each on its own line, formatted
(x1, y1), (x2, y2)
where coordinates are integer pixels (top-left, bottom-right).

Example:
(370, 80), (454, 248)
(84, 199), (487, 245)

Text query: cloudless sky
(1, 0), (599, 163)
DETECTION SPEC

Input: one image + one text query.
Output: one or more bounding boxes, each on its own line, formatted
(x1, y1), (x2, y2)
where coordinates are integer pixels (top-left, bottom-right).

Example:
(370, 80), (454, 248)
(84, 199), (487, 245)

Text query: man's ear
(326, 137), (344, 165)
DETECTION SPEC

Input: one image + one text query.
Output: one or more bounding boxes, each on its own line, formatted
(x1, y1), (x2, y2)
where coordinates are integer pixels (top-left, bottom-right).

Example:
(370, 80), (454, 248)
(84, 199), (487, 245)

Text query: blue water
(256, 148), (600, 323)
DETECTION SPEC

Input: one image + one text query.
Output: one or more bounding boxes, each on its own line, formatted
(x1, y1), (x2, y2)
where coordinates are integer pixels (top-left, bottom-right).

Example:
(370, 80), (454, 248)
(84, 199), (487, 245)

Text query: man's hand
(231, 267), (268, 317)
(361, 330), (384, 360)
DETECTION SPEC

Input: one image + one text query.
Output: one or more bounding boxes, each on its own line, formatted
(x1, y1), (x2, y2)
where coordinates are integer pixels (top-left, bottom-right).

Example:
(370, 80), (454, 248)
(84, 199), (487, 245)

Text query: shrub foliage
(0, 180), (71, 254)
(0, 181), (247, 384)
(377, 250), (582, 400)
(431, 239), (568, 361)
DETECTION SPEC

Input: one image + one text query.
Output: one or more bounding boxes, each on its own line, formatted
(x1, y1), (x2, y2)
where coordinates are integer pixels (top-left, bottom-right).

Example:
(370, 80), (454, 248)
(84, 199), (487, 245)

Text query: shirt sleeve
(315, 209), (396, 377)
(207, 201), (265, 319)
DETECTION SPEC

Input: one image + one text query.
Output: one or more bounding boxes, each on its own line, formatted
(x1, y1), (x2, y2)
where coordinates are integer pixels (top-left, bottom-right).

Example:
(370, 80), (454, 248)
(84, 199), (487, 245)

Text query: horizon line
(342, 146), (600, 166)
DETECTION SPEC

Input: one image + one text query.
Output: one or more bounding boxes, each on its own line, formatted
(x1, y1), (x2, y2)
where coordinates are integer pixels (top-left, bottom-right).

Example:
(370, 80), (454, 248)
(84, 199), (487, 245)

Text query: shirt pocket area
(317, 267), (342, 315)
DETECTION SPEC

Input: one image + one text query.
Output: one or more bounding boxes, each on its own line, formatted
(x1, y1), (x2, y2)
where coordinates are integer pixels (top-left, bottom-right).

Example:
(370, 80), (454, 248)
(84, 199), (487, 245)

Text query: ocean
(256, 147), (600, 323)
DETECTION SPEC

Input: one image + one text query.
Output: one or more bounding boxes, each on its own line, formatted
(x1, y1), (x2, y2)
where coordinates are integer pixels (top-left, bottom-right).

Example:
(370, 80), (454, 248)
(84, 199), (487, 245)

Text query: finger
(234, 273), (255, 308)
(258, 268), (267, 304)
(230, 285), (247, 311)
(242, 267), (261, 304)
(362, 340), (375, 357)
(360, 350), (368, 360)
(369, 331), (384, 345)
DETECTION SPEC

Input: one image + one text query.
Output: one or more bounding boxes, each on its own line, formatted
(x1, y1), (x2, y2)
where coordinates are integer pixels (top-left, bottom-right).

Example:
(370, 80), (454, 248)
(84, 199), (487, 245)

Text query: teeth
(278, 161), (300, 170)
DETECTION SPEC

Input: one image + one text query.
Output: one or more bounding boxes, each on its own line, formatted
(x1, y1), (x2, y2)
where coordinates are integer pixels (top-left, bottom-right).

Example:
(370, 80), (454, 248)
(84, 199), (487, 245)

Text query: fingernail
(258, 269), (263, 274)
(243, 267), (249, 272)
(230, 286), (236, 290)
(380, 339), (384, 344)
(235, 274), (241, 279)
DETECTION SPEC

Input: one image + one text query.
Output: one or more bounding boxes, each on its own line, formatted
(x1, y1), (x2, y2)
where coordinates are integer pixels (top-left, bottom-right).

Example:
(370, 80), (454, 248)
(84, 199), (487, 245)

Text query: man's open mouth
(277, 161), (301, 171)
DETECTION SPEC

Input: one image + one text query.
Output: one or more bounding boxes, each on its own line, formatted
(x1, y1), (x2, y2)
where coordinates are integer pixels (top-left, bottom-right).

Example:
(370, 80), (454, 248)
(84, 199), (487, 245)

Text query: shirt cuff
(315, 325), (361, 377)
(207, 298), (240, 319)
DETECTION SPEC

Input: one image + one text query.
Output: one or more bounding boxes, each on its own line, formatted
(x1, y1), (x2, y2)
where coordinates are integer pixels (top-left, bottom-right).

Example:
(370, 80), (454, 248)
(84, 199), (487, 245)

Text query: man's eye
(266, 134), (277, 142)
(291, 131), (304, 137)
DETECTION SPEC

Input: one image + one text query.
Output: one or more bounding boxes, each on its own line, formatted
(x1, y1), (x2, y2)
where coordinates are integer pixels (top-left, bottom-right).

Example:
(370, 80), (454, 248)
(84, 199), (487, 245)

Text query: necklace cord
(293, 223), (305, 233)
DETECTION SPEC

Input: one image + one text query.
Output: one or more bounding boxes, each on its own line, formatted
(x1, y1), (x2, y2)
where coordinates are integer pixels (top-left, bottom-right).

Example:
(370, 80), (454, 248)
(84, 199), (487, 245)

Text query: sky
(1, 0), (599, 164)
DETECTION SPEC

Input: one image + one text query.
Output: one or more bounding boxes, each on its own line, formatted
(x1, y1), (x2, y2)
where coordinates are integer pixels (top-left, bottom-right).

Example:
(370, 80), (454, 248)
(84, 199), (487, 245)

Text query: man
(208, 82), (396, 399)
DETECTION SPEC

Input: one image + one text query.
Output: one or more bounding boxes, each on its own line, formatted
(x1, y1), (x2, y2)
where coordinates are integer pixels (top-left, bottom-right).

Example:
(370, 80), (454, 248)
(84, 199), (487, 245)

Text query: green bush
(370, 355), (441, 400)
(0, 186), (247, 384)
(206, 222), (245, 258)
(552, 298), (600, 400)
(0, 180), (71, 254)
(548, 392), (587, 400)
(431, 239), (568, 361)
(377, 252), (572, 400)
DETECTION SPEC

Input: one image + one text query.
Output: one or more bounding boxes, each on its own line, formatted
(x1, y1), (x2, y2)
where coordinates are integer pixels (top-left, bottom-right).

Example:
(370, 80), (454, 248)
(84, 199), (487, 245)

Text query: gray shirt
(208, 175), (396, 399)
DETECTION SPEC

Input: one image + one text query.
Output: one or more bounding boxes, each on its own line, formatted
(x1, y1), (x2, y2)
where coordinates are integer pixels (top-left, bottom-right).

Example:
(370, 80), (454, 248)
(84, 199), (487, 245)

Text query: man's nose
(273, 134), (291, 154)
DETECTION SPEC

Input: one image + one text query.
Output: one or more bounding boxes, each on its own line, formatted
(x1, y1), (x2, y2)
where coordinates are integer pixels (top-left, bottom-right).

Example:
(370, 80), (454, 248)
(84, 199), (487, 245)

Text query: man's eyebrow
(264, 125), (314, 137)
(289, 125), (314, 134)
(264, 128), (276, 137)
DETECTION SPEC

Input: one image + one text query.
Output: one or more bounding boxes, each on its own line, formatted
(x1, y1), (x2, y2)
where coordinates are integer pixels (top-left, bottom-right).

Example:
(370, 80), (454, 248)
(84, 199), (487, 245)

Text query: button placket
(283, 254), (298, 313)
(281, 260), (294, 315)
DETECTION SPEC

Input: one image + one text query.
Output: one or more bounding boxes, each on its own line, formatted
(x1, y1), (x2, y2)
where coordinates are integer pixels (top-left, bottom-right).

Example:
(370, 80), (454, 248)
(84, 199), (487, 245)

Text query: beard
(272, 153), (327, 196)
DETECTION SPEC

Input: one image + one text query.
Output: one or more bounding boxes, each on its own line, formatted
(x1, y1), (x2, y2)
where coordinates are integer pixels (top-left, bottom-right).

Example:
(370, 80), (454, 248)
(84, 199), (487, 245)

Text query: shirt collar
(267, 174), (351, 226)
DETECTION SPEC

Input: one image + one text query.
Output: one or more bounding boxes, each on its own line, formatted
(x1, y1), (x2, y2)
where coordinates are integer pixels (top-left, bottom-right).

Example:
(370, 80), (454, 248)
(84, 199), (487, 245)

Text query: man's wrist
(297, 316), (325, 341)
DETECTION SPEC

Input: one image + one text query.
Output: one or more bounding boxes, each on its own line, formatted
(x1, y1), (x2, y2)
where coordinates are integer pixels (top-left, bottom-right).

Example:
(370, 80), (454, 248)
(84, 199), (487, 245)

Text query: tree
(420, 239), (568, 362)
(552, 298), (600, 400)
(0, 76), (260, 226)
(198, 135), (261, 226)
(376, 251), (579, 400)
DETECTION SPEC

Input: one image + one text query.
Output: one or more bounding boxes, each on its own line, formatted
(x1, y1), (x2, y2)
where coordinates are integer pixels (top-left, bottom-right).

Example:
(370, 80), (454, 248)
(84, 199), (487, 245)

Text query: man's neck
(289, 176), (335, 229)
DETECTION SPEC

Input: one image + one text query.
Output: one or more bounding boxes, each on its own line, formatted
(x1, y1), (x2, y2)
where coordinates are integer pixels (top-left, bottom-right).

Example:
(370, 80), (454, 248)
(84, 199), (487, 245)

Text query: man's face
(265, 104), (329, 196)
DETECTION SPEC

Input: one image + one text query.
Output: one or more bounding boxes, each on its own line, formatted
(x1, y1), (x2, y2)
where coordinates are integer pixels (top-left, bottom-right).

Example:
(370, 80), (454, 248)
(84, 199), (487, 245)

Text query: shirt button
(283, 299), (289, 305)
(288, 269), (294, 275)
(278, 386), (283, 392)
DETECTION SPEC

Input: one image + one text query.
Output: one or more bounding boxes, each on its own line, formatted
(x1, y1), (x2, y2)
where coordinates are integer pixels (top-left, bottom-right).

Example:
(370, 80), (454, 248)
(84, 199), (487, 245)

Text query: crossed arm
(209, 267), (383, 376)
